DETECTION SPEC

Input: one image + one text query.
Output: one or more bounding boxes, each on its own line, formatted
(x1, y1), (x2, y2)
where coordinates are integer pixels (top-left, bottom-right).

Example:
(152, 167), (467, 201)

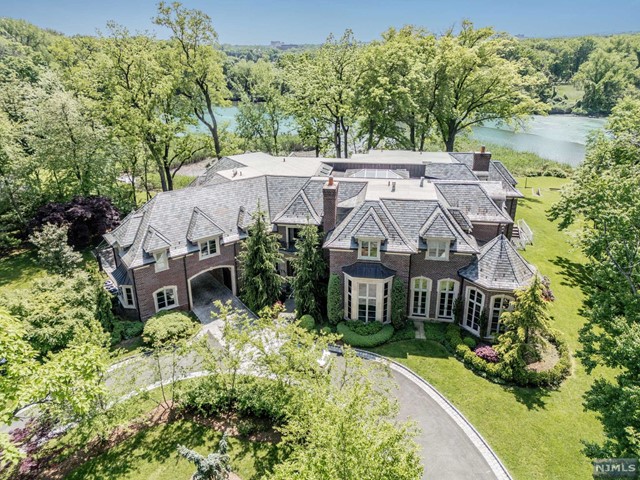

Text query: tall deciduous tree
(154, 1), (229, 159)
(284, 30), (363, 158)
(238, 207), (283, 312)
(291, 224), (325, 319)
(233, 59), (289, 155)
(432, 21), (547, 151)
(549, 98), (640, 458)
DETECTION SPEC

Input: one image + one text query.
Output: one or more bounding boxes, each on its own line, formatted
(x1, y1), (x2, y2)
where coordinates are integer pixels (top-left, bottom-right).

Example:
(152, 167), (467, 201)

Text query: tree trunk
(334, 121), (341, 158)
(444, 121), (457, 152)
(340, 117), (348, 159)
(315, 143), (320, 158)
(409, 117), (416, 151)
(367, 120), (375, 151)
(164, 163), (173, 191)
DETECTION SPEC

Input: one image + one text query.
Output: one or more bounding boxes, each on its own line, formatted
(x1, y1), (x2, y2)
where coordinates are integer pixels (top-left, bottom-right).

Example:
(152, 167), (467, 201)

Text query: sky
(1, 0), (639, 44)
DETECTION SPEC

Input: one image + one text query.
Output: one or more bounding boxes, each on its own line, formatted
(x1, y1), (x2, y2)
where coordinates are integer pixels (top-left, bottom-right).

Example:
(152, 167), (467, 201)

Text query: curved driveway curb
(356, 349), (511, 480)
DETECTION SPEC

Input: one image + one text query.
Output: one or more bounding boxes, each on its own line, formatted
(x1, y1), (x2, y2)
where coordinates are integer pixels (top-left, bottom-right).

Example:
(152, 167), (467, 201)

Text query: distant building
(270, 40), (300, 50)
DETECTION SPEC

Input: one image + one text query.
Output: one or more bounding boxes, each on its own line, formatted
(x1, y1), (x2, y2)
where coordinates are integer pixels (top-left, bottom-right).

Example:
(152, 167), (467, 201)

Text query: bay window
(488, 295), (513, 337)
(344, 275), (392, 323)
(464, 287), (484, 333)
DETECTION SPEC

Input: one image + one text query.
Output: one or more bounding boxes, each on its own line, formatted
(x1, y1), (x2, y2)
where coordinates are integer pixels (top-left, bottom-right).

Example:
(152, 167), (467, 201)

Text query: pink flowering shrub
(474, 345), (500, 363)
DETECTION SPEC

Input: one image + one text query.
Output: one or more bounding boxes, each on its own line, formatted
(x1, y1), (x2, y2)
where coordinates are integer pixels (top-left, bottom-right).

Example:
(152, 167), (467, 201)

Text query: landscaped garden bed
(444, 323), (571, 387)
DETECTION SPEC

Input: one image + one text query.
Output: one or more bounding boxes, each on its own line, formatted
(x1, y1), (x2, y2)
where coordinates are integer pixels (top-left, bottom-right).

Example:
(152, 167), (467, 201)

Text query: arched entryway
(187, 266), (238, 322)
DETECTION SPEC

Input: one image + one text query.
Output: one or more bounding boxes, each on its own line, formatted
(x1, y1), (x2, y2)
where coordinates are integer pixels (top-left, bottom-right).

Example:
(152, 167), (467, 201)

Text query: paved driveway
(190, 272), (256, 340)
(389, 366), (505, 480)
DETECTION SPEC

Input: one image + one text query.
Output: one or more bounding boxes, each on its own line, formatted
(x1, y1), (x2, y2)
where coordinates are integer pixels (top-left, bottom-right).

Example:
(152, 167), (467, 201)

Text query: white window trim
(425, 237), (450, 261)
(357, 238), (381, 260)
(436, 278), (459, 321)
(463, 287), (485, 334)
(153, 286), (179, 313)
(285, 226), (302, 249)
(119, 285), (136, 309)
(487, 295), (514, 338)
(409, 276), (432, 319)
(153, 250), (169, 273)
(199, 236), (221, 260)
(344, 274), (392, 323)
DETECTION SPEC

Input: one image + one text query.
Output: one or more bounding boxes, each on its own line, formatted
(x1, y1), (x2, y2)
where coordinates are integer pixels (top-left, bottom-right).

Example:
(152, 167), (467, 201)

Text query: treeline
(514, 33), (640, 115)
(0, 4), (598, 250)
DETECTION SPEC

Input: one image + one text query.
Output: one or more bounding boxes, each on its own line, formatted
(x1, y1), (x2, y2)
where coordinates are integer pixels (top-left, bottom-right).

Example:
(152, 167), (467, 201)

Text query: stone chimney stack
(323, 176), (339, 233)
(473, 145), (491, 172)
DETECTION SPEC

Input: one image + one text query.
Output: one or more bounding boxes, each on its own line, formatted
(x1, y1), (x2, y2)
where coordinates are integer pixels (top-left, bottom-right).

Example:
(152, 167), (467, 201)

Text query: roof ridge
(376, 201), (417, 253)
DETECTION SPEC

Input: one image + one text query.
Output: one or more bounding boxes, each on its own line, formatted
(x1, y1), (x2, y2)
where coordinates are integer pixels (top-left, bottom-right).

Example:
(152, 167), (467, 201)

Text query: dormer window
(154, 250), (169, 272)
(358, 239), (380, 260)
(199, 237), (220, 259)
(426, 239), (449, 261)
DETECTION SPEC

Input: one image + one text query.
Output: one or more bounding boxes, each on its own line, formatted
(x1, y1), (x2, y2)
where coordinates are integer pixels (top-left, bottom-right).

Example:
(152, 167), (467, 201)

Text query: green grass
(373, 177), (606, 480)
(0, 248), (95, 298)
(64, 419), (280, 480)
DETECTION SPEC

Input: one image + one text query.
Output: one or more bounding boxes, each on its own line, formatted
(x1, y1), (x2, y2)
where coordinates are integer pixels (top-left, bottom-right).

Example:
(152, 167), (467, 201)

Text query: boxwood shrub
(336, 321), (394, 348)
(298, 314), (316, 331)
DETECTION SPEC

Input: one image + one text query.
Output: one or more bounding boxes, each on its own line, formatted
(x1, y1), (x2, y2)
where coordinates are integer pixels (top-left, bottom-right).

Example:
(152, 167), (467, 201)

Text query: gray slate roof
(324, 200), (415, 253)
(423, 163), (478, 181)
(186, 207), (224, 242)
(434, 182), (513, 223)
(272, 190), (321, 225)
(458, 234), (535, 290)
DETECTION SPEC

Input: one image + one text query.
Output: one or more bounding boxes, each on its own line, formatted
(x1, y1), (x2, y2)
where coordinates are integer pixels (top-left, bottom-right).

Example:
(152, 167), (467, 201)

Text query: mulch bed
(526, 338), (560, 373)
(10, 402), (279, 480)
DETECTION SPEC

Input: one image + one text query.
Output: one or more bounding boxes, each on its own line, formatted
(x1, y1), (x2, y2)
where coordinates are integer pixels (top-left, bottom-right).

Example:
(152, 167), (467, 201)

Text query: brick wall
(471, 223), (502, 243)
(133, 241), (239, 320)
(409, 253), (473, 319)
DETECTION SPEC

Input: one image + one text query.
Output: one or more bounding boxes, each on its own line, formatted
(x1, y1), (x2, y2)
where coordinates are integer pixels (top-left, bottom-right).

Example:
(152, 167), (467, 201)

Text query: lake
(470, 115), (607, 166)
(213, 106), (606, 166)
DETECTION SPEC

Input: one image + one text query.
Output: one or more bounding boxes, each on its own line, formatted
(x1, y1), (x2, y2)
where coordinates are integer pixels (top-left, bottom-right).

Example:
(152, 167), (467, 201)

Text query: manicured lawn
(373, 176), (606, 480)
(64, 419), (280, 480)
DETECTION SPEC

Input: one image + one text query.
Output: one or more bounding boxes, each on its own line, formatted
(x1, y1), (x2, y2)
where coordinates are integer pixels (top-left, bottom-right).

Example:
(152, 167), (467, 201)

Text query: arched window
(437, 279), (459, 320)
(464, 287), (484, 333)
(411, 277), (432, 318)
(489, 295), (514, 337)
(154, 286), (178, 312)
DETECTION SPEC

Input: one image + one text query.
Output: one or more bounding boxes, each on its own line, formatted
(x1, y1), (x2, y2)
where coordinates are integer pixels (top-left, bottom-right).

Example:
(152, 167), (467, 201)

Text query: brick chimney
(323, 176), (339, 233)
(472, 145), (491, 172)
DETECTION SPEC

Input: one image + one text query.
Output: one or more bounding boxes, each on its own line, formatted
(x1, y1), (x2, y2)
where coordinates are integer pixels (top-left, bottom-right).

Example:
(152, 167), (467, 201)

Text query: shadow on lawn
(66, 419), (280, 480)
(551, 256), (591, 295)
(502, 384), (552, 411)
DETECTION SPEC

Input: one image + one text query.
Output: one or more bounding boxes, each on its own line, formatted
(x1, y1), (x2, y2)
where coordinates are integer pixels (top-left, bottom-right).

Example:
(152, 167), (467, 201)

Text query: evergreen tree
(291, 224), (325, 319)
(238, 207), (283, 312)
(177, 434), (231, 480)
(327, 274), (343, 325)
(390, 278), (407, 329)
(495, 276), (553, 367)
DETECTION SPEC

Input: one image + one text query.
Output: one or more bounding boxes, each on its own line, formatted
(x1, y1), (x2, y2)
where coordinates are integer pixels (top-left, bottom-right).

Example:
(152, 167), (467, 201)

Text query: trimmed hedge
(337, 321), (394, 348)
(143, 310), (198, 347)
(390, 324), (416, 342)
(444, 324), (570, 387)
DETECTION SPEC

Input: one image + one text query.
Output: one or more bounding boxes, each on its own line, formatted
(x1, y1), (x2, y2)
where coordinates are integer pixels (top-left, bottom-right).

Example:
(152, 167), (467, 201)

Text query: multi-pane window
(426, 239), (449, 260)
(358, 239), (380, 260)
(346, 279), (352, 319)
(411, 277), (431, 317)
(199, 238), (219, 259)
(120, 285), (135, 308)
(383, 281), (390, 323)
(155, 287), (177, 311)
(154, 250), (169, 272)
(358, 283), (377, 322)
(489, 296), (513, 336)
(465, 288), (484, 332)
(437, 279), (458, 320)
